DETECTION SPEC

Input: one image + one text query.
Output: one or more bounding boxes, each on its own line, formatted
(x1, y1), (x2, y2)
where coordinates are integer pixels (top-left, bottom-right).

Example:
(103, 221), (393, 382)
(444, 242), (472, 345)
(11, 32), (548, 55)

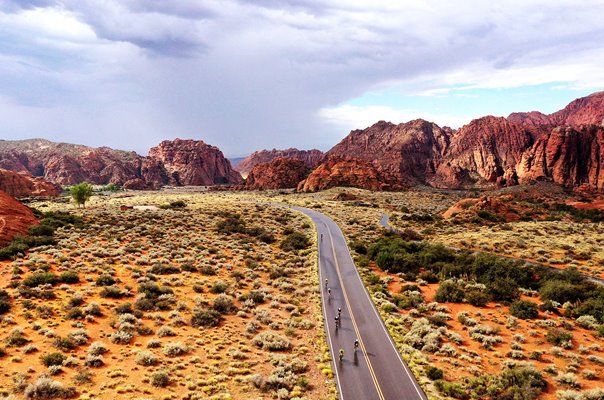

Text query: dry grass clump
(0, 190), (334, 399)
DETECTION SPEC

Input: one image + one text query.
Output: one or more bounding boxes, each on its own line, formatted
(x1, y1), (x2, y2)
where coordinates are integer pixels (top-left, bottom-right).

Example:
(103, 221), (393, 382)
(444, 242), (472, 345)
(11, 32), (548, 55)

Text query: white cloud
(0, 0), (604, 155)
(318, 104), (472, 131)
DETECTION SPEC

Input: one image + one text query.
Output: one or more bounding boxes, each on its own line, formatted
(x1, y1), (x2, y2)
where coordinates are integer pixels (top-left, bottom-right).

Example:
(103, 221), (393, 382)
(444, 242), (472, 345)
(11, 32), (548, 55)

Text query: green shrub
(0, 290), (10, 314)
(23, 377), (76, 399)
(252, 332), (291, 351)
(95, 275), (116, 286)
(280, 232), (310, 251)
(426, 365), (444, 380)
(546, 328), (573, 346)
(435, 280), (465, 303)
(59, 271), (79, 284)
(510, 300), (539, 319)
(191, 309), (224, 328)
(22, 272), (58, 288)
(151, 371), (170, 387)
(40, 352), (66, 367)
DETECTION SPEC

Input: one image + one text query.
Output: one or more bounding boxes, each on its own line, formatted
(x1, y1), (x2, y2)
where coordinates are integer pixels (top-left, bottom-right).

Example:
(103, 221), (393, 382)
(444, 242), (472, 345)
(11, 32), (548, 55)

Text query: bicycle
(339, 348), (344, 362)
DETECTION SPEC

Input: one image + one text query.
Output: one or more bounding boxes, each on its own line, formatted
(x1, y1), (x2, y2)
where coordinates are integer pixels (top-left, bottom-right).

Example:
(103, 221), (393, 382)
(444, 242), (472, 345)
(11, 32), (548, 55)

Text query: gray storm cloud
(0, 0), (603, 156)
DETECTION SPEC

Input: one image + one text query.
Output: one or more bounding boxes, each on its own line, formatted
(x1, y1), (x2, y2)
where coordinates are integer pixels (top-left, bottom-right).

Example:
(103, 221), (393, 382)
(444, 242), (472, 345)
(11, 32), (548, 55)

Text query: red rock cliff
(148, 139), (243, 186)
(245, 157), (309, 190)
(0, 190), (38, 246)
(297, 157), (386, 192)
(0, 169), (61, 197)
(234, 148), (323, 178)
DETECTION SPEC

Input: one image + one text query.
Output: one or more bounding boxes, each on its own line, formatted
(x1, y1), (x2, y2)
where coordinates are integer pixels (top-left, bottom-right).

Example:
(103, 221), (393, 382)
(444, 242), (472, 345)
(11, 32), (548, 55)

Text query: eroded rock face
(234, 148), (323, 178)
(326, 119), (451, 187)
(0, 190), (38, 246)
(0, 138), (241, 188)
(320, 91), (604, 192)
(0, 169), (61, 197)
(519, 125), (604, 191)
(432, 116), (536, 188)
(245, 157), (308, 190)
(148, 139), (243, 186)
(297, 157), (386, 192)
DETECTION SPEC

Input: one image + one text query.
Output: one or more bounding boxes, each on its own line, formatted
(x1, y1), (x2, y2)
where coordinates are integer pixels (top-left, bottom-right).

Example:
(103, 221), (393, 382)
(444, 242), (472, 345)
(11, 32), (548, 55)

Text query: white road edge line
(317, 221), (345, 400)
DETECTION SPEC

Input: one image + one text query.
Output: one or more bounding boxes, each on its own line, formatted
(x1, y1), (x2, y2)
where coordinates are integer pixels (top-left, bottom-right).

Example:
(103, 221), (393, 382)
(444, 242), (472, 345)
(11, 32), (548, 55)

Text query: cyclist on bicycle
(339, 348), (344, 361)
(325, 278), (328, 288)
(354, 339), (359, 351)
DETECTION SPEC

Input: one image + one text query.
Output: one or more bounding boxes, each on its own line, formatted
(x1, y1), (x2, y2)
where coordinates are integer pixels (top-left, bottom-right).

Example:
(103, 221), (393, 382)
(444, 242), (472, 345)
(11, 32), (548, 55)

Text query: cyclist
(325, 278), (328, 288)
(320, 233), (323, 241)
(327, 287), (331, 299)
(354, 339), (359, 351)
(337, 307), (342, 317)
(339, 348), (344, 362)
(334, 315), (340, 327)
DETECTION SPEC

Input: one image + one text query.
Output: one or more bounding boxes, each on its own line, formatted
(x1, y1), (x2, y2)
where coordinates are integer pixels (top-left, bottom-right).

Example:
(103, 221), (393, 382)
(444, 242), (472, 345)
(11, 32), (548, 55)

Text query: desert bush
(151, 371), (170, 387)
(84, 354), (104, 367)
(557, 372), (580, 388)
(135, 350), (158, 366)
(22, 272), (57, 287)
(162, 342), (188, 356)
(280, 232), (310, 251)
(109, 330), (133, 345)
(510, 300), (539, 319)
(149, 262), (180, 275)
(23, 377), (76, 399)
(40, 352), (66, 367)
(87, 342), (108, 356)
(435, 280), (465, 303)
(425, 365), (444, 380)
(95, 275), (116, 286)
(191, 309), (223, 328)
(252, 332), (291, 351)
(0, 289), (11, 314)
(99, 286), (127, 299)
(212, 294), (237, 314)
(5, 328), (28, 347)
(546, 328), (573, 347)
(59, 271), (79, 284)
(210, 280), (229, 294)
(575, 315), (598, 330)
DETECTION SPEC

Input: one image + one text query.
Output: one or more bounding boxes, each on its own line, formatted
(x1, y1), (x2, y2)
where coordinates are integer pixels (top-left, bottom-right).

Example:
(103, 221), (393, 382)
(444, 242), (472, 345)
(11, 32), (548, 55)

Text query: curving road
(292, 206), (427, 400)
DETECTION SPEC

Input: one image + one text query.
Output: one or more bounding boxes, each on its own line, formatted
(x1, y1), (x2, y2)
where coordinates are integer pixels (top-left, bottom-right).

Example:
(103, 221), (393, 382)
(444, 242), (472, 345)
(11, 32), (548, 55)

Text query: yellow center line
(327, 223), (386, 400)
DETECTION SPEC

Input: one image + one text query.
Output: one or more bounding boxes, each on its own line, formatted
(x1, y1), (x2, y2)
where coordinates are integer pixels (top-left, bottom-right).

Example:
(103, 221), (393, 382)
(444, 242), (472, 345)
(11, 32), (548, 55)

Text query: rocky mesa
(245, 157), (309, 190)
(297, 157), (386, 192)
(0, 138), (242, 189)
(234, 148), (323, 178)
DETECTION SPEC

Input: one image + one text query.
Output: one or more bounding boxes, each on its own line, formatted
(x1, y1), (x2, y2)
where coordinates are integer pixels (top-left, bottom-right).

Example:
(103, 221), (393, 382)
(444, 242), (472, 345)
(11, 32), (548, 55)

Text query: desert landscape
(2, 3), (604, 399)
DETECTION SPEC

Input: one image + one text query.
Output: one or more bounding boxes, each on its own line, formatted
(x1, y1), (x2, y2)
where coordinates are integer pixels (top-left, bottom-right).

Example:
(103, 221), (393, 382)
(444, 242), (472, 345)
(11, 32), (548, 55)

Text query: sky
(1, 1), (604, 157)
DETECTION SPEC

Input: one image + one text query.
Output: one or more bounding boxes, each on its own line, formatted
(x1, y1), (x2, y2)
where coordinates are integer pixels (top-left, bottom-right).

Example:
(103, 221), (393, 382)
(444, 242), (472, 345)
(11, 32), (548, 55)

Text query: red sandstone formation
(297, 157), (386, 192)
(0, 169), (61, 197)
(147, 139), (242, 186)
(235, 148), (323, 178)
(245, 157), (309, 189)
(0, 190), (38, 246)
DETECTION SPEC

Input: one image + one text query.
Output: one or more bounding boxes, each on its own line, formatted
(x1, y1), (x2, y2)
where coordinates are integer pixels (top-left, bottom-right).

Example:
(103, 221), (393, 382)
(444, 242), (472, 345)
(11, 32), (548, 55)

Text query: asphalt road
(292, 206), (427, 400)
(379, 214), (604, 285)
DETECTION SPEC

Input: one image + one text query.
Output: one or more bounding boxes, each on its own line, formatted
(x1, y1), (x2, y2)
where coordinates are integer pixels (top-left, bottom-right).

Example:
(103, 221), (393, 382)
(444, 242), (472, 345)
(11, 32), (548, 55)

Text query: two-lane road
(292, 206), (427, 400)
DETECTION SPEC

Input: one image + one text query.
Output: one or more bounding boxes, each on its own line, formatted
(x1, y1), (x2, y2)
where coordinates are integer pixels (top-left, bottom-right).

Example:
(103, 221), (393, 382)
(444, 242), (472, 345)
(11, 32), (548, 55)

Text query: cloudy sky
(1, 1), (604, 157)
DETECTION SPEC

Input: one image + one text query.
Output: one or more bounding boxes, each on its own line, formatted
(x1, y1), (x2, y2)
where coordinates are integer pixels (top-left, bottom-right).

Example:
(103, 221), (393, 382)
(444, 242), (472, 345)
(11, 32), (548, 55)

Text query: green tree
(70, 182), (93, 208)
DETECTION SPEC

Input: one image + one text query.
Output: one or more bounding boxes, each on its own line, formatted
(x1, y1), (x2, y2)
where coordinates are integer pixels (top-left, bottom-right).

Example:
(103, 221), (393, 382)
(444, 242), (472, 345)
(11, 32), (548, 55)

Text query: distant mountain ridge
(318, 91), (604, 192)
(1, 91), (603, 192)
(0, 138), (242, 189)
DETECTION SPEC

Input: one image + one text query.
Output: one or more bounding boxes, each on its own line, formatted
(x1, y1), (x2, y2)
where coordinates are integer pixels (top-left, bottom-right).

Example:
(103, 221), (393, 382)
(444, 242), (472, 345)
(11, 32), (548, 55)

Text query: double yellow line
(326, 223), (385, 400)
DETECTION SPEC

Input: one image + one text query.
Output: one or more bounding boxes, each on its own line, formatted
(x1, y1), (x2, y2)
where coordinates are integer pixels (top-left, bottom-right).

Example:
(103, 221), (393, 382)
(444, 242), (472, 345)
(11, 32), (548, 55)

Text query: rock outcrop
(148, 139), (243, 186)
(0, 191), (38, 246)
(235, 148), (323, 178)
(326, 119), (451, 188)
(245, 157), (309, 190)
(0, 138), (242, 188)
(0, 169), (61, 197)
(297, 157), (386, 192)
(321, 91), (604, 192)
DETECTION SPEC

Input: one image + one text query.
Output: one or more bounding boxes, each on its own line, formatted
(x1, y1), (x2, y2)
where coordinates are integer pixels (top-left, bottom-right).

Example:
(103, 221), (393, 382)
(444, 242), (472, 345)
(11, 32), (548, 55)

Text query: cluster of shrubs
(433, 366), (547, 400)
(0, 210), (82, 260)
(362, 233), (604, 325)
(159, 200), (187, 210)
(216, 213), (276, 243)
(552, 203), (604, 222)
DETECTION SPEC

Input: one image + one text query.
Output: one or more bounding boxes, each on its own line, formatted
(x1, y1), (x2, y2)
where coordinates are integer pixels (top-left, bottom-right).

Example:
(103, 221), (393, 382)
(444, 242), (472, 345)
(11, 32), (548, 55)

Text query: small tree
(70, 182), (93, 208)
